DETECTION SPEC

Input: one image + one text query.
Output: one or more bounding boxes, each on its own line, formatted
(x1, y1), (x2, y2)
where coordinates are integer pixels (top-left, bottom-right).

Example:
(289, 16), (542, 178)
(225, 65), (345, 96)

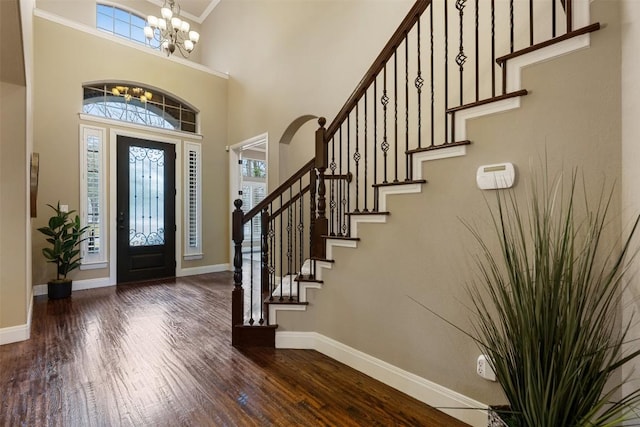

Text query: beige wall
(32, 16), (228, 285)
(0, 82), (28, 329)
(274, 0), (622, 406)
(200, 0), (413, 189)
(621, 0), (640, 409)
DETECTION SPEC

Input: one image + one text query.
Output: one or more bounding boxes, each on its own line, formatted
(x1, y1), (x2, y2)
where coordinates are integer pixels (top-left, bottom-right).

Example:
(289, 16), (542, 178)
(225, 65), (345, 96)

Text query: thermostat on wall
(476, 162), (515, 190)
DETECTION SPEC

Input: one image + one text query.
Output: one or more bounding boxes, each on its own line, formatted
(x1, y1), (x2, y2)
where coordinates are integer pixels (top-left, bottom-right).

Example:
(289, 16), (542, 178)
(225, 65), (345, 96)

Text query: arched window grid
(82, 83), (198, 134)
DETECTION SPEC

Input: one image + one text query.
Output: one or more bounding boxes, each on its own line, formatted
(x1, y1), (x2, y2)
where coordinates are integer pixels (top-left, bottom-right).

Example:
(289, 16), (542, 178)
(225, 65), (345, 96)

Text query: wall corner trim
(276, 331), (489, 427)
(0, 296), (33, 345)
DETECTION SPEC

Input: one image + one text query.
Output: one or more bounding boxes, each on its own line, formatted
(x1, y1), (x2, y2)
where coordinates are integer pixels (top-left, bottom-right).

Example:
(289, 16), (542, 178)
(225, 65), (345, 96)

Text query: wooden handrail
(242, 158), (316, 224)
(325, 0), (431, 141)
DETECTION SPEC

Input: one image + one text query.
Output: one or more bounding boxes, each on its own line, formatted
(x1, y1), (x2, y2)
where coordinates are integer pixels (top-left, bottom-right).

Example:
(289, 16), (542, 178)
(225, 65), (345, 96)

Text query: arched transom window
(83, 83), (198, 133)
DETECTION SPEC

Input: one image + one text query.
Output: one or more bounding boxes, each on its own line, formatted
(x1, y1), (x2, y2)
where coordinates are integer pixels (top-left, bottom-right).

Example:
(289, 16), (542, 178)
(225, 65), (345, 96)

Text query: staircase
(231, 0), (600, 349)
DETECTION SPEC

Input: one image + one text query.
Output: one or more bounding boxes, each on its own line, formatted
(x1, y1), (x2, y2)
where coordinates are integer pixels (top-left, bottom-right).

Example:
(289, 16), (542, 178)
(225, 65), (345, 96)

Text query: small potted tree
(37, 202), (89, 299)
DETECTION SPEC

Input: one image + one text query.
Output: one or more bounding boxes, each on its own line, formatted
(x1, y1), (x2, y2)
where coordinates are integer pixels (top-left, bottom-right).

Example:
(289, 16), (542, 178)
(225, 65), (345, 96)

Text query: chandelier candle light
(144, 0), (200, 57)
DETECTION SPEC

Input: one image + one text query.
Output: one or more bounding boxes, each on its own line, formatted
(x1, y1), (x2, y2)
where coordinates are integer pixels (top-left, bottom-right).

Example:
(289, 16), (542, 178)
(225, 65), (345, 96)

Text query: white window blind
(80, 125), (107, 268)
(184, 142), (202, 259)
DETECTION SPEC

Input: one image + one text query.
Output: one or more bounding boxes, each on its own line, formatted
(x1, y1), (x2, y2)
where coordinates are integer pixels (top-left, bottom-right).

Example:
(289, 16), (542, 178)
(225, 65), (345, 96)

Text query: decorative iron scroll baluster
(298, 177), (304, 276)
(430, 5), (435, 147)
(261, 207), (269, 320)
(456, 0), (467, 107)
(405, 31), (410, 181)
(287, 186), (293, 301)
(374, 79), (379, 211)
(249, 221), (254, 325)
(363, 91), (369, 212)
(354, 103), (360, 212)
(339, 127), (344, 235)
(475, 0), (479, 102)
(393, 51), (399, 183)
(346, 116), (351, 219)
(329, 137), (337, 235)
(510, 0), (515, 53)
(269, 204), (275, 302)
(491, 0), (496, 97)
(416, 16), (423, 149)
(381, 65), (389, 183)
(279, 194), (283, 301)
(444, 0), (449, 143)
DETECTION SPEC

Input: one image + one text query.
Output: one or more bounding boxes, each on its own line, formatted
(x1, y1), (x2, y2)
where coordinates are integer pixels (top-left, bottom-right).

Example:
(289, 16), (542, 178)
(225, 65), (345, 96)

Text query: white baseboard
(276, 331), (489, 427)
(178, 263), (230, 276)
(0, 295), (33, 345)
(33, 276), (114, 296)
(33, 264), (231, 296)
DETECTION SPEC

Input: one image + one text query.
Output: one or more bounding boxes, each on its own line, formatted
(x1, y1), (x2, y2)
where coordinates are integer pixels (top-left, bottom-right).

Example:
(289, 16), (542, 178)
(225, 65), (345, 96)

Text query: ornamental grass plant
(465, 170), (640, 426)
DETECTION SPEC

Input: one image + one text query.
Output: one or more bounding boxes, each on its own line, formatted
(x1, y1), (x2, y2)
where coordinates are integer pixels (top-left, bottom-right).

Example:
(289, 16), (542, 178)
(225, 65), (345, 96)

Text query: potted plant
(466, 170), (640, 426)
(37, 202), (89, 299)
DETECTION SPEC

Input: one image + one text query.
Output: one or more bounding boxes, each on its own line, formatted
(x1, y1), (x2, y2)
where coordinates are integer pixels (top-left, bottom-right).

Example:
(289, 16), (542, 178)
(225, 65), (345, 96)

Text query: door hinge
(174, 224), (177, 231)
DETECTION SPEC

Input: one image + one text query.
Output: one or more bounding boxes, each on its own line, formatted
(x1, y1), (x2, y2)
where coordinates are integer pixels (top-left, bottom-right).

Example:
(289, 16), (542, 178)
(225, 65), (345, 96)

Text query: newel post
(312, 117), (328, 259)
(231, 199), (244, 345)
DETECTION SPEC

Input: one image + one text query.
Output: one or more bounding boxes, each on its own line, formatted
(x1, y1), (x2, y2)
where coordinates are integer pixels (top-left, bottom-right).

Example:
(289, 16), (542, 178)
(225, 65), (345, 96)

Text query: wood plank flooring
(0, 272), (470, 426)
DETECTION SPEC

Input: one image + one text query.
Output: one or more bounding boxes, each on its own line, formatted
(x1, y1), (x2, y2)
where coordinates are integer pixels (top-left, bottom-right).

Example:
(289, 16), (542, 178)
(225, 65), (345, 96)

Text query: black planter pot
(48, 280), (72, 299)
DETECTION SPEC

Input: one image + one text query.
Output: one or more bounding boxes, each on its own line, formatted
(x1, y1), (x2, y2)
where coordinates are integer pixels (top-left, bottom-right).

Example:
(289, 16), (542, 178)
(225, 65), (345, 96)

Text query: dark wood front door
(117, 136), (176, 283)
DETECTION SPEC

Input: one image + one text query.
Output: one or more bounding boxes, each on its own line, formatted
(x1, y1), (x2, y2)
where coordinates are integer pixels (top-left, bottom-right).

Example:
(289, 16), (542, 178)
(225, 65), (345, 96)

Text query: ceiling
(146, 0), (220, 24)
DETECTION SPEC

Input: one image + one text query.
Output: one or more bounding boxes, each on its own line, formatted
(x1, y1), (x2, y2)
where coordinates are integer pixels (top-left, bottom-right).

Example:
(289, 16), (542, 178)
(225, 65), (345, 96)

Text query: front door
(117, 136), (176, 283)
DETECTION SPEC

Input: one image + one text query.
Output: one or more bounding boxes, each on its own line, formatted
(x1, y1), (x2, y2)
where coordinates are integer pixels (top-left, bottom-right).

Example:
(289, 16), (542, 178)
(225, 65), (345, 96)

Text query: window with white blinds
(184, 142), (202, 259)
(80, 125), (107, 268)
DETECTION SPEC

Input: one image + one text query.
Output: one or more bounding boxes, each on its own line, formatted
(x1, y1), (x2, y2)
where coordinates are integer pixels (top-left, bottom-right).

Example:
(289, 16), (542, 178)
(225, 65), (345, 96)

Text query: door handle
(118, 211), (125, 230)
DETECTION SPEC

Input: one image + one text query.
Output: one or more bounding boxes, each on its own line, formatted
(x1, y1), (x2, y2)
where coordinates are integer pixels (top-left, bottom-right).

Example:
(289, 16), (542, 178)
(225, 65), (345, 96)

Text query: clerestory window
(82, 83), (198, 133)
(96, 4), (160, 49)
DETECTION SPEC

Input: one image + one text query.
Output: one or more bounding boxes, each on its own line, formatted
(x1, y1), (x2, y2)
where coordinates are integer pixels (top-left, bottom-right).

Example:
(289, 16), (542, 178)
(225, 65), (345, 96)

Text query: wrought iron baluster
(298, 177), (304, 277)
(530, 0), (534, 46)
(260, 206), (269, 323)
(249, 220), (254, 325)
(269, 204), (275, 302)
(374, 78), (379, 211)
(347, 115), (352, 220)
(456, 0), (467, 107)
(279, 194), (284, 301)
(430, 5), (435, 147)
(475, 0), (479, 102)
(552, 0), (557, 38)
(405, 31), (410, 181)
(393, 51), (399, 183)
(381, 65), (390, 183)
(363, 91), (369, 212)
(354, 103), (360, 212)
(329, 137), (336, 235)
(339, 127), (345, 236)
(416, 16), (424, 149)
(287, 186), (293, 301)
(491, 0), (495, 97)
(444, 0), (449, 143)
(566, 0), (573, 32)
(510, 0), (515, 53)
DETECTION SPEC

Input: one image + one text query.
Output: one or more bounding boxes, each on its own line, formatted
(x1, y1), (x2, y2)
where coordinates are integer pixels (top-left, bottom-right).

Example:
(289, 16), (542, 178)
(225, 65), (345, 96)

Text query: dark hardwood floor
(0, 272), (470, 426)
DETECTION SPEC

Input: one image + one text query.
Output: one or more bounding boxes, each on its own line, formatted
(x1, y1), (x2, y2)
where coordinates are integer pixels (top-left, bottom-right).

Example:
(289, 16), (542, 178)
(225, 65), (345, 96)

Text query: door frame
(228, 132), (268, 267)
(109, 128), (182, 284)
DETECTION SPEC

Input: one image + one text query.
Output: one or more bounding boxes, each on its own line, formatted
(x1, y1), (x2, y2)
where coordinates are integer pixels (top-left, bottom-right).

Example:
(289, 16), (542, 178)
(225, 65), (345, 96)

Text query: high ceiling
(146, 0), (220, 24)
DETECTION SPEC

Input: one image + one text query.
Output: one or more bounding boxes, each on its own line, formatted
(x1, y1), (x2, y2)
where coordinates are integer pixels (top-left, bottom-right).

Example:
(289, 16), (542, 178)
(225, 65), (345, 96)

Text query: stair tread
(373, 179), (427, 188)
(406, 140), (471, 155)
(345, 211), (390, 216)
(310, 257), (335, 263)
(265, 297), (308, 305)
(445, 90), (527, 114)
(295, 274), (323, 283)
(496, 23), (601, 64)
(322, 235), (360, 241)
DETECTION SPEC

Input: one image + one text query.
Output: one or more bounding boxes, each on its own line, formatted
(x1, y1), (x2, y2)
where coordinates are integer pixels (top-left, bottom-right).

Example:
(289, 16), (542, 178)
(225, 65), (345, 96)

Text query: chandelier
(111, 86), (153, 103)
(144, 0), (200, 57)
